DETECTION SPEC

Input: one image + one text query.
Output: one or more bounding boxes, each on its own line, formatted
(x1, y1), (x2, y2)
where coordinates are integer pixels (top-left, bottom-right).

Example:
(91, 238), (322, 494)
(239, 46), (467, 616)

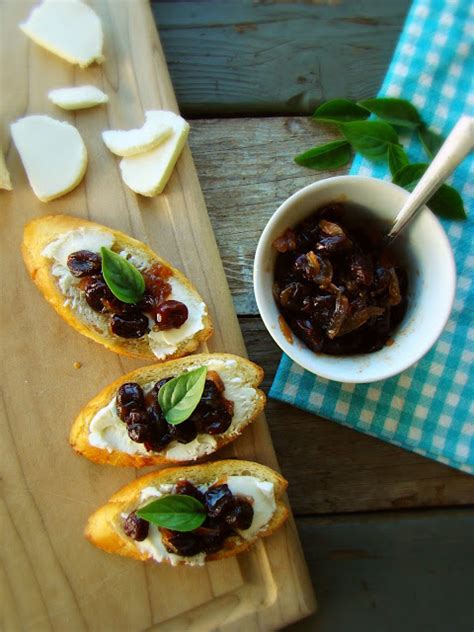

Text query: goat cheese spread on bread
(42, 228), (207, 358)
(88, 358), (258, 460)
(132, 476), (276, 565)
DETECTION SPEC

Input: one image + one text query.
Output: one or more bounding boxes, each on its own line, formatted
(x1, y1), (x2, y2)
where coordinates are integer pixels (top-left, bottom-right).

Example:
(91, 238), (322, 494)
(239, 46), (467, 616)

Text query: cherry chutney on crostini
(272, 202), (408, 355)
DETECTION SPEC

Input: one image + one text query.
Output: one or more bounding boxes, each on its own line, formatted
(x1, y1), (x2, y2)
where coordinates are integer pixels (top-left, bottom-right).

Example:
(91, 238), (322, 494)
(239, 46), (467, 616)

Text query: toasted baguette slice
(70, 353), (266, 467)
(86, 459), (288, 565)
(22, 214), (212, 360)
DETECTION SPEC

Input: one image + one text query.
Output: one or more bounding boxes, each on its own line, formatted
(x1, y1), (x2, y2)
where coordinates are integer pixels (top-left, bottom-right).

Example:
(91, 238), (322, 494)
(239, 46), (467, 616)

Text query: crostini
(22, 215), (212, 360)
(70, 353), (266, 467)
(86, 459), (288, 566)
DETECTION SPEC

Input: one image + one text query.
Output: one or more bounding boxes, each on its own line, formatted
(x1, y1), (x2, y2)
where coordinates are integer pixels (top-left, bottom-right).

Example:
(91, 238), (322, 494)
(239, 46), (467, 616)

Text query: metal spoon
(387, 115), (473, 244)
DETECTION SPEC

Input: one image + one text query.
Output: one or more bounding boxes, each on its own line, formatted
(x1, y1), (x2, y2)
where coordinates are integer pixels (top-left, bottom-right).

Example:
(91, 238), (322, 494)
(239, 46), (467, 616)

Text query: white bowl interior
(254, 176), (456, 383)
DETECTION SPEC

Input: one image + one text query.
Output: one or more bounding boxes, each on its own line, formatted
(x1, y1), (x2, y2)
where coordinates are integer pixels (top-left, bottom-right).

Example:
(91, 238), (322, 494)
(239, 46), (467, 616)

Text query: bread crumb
(73, 361), (82, 369)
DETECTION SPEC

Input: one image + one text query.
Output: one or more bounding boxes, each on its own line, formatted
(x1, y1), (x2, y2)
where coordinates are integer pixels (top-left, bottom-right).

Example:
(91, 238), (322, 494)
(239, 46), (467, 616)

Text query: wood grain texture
(0, 1), (315, 630)
(151, 0), (411, 116)
(188, 115), (344, 314)
(240, 318), (474, 515)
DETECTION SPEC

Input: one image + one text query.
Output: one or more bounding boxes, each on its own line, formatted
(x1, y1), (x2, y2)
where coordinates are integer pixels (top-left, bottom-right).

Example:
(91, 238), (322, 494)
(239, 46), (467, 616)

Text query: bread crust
(85, 459), (289, 564)
(70, 353), (266, 467)
(22, 214), (213, 360)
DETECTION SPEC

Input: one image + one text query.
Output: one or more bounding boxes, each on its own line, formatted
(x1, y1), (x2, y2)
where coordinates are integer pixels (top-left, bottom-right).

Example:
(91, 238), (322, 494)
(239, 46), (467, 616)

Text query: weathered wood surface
(0, 1), (315, 630)
(189, 116), (341, 314)
(287, 509), (474, 631)
(152, 0), (411, 116)
(186, 116), (474, 514)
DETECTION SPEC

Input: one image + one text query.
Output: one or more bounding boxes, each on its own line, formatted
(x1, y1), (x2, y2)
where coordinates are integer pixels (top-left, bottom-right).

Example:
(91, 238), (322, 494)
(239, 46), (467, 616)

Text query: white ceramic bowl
(253, 176), (456, 383)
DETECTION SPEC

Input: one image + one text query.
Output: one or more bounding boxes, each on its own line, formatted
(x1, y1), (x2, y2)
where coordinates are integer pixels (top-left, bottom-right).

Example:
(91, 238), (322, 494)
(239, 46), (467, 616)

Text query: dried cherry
(110, 312), (149, 338)
(67, 250), (101, 278)
(155, 300), (188, 330)
(204, 484), (234, 519)
(116, 383), (145, 421)
(161, 530), (202, 557)
(225, 498), (254, 530)
(174, 480), (205, 503)
(82, 275), (112, 313)
(127, 423), (150, 443)
(123, 512), (149, 541)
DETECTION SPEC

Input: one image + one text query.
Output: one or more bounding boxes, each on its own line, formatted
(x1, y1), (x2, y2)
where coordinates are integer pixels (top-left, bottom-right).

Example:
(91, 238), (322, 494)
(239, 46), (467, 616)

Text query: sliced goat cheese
(19, 0), (104, 68)
(0, 149), (12, 191)
(11, 115), (87, 202)
(119, 111), (190, 196)
(102, 111), (173, 157)
(48, 85), (108, 110)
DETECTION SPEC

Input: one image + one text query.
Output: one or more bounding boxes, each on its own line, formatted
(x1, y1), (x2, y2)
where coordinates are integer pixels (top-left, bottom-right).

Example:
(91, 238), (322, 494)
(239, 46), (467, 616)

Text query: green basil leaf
(358, 98), (422, 128)
(392, 162), (427, 189)
(340, 120), (399, 160)
(294, 140), (352, 170)
(417, 124), (444, 158)
(428, 185), (467, 220)
(388, 143), (410, 176)
(158, 366), (207, 425)
(312, 99), (370, 123)
(100, 247), (145, 304)
(393, 163), (467, 220)
(137, 495), (206, 532)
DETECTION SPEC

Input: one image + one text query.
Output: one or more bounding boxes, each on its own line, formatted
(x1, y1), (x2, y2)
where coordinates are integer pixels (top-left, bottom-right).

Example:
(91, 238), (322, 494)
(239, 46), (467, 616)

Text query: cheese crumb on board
(102, 111), (173, 157)
(19, 0), (104, 68)
(49, 85), (108, 110)
(11, 115), (87, 202)
(119, 111), (190, 196)
(0, 149), (12, 191)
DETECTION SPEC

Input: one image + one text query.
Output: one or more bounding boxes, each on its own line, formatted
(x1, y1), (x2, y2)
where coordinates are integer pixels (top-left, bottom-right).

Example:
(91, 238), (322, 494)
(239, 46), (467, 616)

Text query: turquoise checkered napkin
(270, 0), (473, 473)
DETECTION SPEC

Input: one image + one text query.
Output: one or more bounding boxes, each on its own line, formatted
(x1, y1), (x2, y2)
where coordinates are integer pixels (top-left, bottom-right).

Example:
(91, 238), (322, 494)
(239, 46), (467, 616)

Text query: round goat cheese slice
(11, 115), (87, 202)
(19, 0), (104, 68)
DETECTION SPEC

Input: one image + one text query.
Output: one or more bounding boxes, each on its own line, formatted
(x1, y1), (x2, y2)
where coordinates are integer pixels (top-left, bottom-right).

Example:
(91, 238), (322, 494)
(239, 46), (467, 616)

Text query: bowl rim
(253, 175), (456, 383)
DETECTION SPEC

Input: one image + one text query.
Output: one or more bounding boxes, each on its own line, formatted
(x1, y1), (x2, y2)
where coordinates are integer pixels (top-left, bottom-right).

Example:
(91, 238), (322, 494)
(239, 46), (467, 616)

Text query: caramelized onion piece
(337, 306), (385, 337)
(279, 281), (311, 311)
(294, 251), (333, 287)
(319, 220), (345, 236)
(273, 228), (297, 253)
(388, 268), (402, 305)
(327, 292), (349, 339)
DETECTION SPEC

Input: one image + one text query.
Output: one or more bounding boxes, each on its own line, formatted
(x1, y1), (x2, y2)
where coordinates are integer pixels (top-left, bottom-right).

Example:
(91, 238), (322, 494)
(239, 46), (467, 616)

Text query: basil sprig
(293, 97), (467, 220)
(417, 124), (444, 158)
(137, 495), (206, 532)
(313, 99), (369, 123)
(388, 144), (410, 176)
(100, 247), (145, 304)
(158, 366), (207, 425)
(358, 97), (422, 128)
(340, 120), (400, 160)
(294, 140), (352, 170)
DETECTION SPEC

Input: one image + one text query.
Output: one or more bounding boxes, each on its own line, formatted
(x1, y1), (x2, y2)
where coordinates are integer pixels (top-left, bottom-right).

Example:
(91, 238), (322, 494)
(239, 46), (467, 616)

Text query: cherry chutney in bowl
(272, 202), (408, 356)
(253, 176), (456, 383)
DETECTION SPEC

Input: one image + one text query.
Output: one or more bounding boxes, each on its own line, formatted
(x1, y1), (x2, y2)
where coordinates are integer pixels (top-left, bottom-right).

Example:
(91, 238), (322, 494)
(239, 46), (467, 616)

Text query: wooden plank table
(151, 2), (474, 630)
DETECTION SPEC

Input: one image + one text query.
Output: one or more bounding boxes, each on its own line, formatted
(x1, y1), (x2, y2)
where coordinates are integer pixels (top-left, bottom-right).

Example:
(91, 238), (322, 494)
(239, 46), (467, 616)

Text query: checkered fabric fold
(270, 0), (473, 473)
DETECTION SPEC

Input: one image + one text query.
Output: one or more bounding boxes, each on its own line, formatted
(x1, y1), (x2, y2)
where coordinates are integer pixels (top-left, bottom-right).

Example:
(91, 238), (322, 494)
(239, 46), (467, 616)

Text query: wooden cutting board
(0, 1), (316, 629)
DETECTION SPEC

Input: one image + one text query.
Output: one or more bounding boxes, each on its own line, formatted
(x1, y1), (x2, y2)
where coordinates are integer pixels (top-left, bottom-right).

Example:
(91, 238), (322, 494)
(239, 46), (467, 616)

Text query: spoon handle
(388, 115), (473, 242)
